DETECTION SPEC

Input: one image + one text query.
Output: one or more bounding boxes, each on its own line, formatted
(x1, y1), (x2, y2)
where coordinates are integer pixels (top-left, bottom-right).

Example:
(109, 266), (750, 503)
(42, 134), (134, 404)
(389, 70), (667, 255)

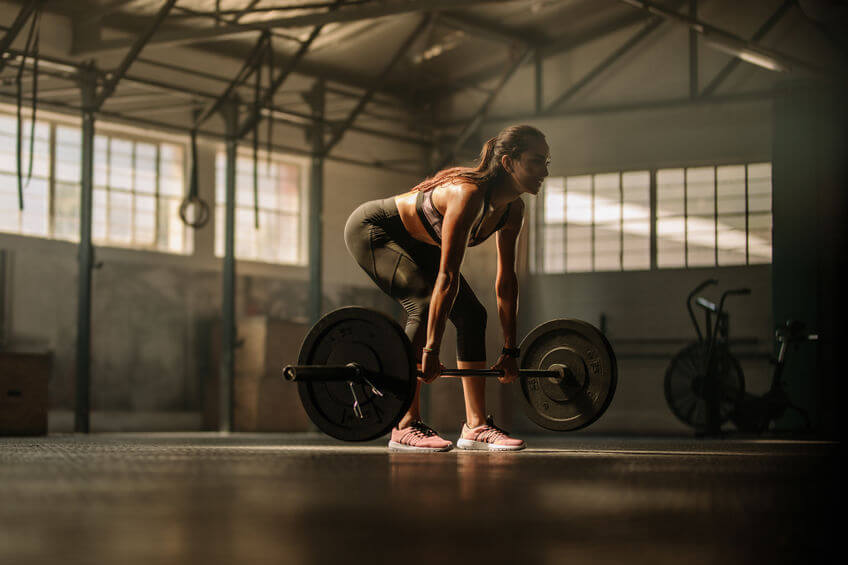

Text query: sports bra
(415, 188), (511, 247)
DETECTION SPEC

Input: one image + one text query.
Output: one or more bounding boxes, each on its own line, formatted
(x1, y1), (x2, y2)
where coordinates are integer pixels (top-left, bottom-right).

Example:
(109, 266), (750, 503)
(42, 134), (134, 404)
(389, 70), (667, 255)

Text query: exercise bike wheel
(664, 342), (745, 430)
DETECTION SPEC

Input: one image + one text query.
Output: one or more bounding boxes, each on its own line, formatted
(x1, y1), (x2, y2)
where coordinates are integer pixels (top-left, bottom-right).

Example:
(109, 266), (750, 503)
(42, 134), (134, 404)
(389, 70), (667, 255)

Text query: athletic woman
(343, 125), (550, 452)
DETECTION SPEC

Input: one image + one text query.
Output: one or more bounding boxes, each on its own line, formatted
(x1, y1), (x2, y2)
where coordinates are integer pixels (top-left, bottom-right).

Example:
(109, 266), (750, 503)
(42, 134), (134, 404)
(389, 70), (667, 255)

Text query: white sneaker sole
(456, 438), (525, 451)
(388, 441), (453, 452)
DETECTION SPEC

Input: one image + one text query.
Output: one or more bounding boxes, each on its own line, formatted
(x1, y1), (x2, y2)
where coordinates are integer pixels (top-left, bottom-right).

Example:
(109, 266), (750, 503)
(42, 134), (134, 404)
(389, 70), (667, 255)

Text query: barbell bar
(283, 306), (617, 442)
(282, 364), (576, 383)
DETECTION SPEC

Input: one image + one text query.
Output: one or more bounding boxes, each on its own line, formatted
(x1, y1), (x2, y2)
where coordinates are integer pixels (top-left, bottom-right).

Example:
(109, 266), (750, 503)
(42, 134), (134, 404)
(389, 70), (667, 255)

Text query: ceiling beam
(700, 0), (795, 97)
(0, 0), (44, 74)
(238, 1), (347, 140)
(544, 14), (665, 114)
(195, 31), (270, 129)
(435, 1), (688, 97)
(323, 15), (432, 156)
(95, 0), (178, 109)
(617, 0), (822, 75)
(438, 13), (537, 47)
(71, 0), (521, 55)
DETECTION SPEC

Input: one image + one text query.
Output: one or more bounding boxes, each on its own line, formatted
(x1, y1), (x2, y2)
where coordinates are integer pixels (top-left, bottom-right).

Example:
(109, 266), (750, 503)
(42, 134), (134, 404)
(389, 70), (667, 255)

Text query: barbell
(282, 307), (617, 442)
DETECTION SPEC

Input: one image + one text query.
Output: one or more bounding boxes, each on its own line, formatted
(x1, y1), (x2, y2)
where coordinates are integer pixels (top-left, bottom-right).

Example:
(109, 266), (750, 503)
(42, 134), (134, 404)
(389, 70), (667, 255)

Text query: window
(534, 163), (772, 273)
(0, 110), (191, 254)
(214, 151), (305, 265)
(534, 170), (651, 273)
(657, 163), (772, 268)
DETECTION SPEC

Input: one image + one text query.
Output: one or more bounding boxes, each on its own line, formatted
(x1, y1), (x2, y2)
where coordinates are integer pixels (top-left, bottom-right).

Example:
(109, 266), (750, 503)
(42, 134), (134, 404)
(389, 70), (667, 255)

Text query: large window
(656, 163), (772, 268)
(0, 111), (191, 254)
(533, 162), (772, 273)
(535, 171), (651, 273)
(214, 151), (305, 265)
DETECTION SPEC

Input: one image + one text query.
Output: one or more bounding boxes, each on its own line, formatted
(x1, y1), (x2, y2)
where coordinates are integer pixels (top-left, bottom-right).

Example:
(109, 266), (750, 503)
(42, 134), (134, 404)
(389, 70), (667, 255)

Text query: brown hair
(412, 124), (546, 193)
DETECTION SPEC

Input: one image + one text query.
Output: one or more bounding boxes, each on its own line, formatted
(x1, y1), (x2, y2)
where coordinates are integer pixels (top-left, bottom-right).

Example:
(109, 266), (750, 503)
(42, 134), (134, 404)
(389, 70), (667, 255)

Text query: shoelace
(473, 416), (511, 443)
(405, 421), (437, 441)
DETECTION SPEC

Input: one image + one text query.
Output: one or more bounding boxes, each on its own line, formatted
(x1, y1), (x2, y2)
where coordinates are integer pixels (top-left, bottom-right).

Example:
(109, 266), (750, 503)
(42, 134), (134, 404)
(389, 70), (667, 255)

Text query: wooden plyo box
(206, 317), (311, 432)
(0, 352), (51, 436)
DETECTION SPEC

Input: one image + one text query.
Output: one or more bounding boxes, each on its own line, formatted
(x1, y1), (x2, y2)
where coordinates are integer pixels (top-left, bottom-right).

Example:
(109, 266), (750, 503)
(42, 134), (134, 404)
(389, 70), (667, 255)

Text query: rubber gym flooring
(0, 433), (837, 565)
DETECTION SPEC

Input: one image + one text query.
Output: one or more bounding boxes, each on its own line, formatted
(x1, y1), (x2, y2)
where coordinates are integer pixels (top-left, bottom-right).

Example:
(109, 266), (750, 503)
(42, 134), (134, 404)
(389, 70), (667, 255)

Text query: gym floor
(0, 433), (837, 564)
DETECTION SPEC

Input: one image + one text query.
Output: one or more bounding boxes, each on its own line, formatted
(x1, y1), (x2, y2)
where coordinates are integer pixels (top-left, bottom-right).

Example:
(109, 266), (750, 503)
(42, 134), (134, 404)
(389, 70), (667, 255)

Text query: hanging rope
(252, 32), (269, 230)
(15, 6), (41, 211)
(266, 35), (274, 176)
(178, 128), (210, 229)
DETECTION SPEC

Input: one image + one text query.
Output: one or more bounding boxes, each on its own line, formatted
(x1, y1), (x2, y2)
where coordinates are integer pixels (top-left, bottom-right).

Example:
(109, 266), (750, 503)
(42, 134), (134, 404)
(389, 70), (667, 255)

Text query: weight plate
(296, 307), (416, 442)
(663, 341), (745, 430)
(516, 319), (617, 431)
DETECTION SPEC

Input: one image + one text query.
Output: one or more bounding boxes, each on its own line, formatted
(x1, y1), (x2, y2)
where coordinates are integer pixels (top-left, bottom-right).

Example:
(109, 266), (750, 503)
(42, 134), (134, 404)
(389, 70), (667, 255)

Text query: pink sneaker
(457, 416), (525, 451)
(388, 421), (453, 452)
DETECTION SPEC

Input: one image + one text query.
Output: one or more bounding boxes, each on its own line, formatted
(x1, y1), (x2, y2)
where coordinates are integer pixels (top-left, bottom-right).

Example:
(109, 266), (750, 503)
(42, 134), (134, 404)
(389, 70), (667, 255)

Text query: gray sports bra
(415, 188), (511, 247)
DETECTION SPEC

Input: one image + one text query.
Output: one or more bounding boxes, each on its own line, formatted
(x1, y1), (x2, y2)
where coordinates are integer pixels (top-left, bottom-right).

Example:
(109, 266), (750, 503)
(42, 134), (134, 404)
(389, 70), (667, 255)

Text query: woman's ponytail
(476, 137), (498, 172)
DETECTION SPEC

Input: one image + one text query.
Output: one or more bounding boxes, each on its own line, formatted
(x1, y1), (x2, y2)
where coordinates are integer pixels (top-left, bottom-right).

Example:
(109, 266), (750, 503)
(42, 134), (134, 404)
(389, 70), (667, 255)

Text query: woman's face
(505, 137), (550, 195)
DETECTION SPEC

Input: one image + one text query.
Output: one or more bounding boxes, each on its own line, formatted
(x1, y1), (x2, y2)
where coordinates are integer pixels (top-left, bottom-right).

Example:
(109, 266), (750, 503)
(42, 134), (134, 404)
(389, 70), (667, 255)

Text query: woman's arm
(492, 198), (525, 383)
(420, 184), (484, 382)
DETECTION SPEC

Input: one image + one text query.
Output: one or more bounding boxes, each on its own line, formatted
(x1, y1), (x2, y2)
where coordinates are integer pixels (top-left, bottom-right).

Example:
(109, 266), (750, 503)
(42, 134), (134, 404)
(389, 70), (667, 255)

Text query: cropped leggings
(343, 197), (487, 362)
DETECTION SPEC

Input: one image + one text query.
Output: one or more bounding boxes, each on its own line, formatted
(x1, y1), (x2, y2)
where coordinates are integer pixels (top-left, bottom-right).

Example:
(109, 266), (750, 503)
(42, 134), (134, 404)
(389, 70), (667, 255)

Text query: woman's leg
(459, 368), (487, 428)
(450, 276), (489, 427)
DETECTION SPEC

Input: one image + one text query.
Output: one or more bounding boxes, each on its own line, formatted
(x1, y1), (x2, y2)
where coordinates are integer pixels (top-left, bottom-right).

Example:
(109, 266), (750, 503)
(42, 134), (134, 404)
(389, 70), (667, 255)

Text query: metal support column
(75, 64), (97, 433)
(220, 96), (239, 432)
(689, 0), (698, 99)
(534, 50), (543, 114)
(306, 80), (325, 325)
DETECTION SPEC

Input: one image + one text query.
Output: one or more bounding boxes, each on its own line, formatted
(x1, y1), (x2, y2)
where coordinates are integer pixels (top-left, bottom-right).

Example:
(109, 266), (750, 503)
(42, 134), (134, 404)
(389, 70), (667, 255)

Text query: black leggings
(343, 197), (487, 362)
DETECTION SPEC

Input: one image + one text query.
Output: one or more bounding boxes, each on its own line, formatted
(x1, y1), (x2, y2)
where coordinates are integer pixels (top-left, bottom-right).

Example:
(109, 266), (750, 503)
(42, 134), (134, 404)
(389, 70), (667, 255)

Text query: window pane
(657, 169), (684, 218)
(215, 205), (225, 257)
(55, 181), (80, 242)
(623, 228), (651, 271)
(657, 216), (685, 268)
(278, 163), (300, 213)
(687, 215), (715, 267)
(93, 187), (107, 241)
(20, 178), (48, 237)
(135, 143), (157, 194)
(748, 213), (772, 263)
(543, 224), (564, 273)
(543, 177), (564, 223)
(566, 224), (591, 272)
(0, 173), (19, 233)
(56, 126), (81, 183)
(109, 138), (133, 190)
(160, 144), (184, 197)
(134, 194), (156, 245)
(94, 136), (108, 187)
(748, 162), (772, 214)
(566, 176), (591, 224)
(236, 207), (257, 259)
(686, 167), (714, 217)
(215, 150), (303, 264)
(109, 190), (132, 244)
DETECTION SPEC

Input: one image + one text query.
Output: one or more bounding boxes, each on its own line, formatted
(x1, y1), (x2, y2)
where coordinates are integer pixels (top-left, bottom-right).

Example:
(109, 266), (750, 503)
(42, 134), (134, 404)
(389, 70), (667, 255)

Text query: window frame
(0, 104), (192, 255)
(213, 145), (310, 267)
(532, 161), (772, 274)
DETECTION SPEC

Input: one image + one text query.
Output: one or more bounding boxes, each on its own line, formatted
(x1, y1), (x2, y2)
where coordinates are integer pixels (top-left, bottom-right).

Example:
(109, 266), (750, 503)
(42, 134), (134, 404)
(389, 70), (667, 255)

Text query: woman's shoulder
(439, 180), (485, 202)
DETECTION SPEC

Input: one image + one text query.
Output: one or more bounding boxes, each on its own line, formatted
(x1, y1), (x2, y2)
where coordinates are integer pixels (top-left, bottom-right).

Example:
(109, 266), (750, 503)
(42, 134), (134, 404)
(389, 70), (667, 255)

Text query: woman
(343, 125), (549, 452)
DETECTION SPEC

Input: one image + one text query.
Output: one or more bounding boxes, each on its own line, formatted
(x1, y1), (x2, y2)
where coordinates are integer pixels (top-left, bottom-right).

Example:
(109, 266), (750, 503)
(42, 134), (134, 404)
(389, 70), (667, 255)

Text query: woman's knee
(452, 300), (487, 362)
(452, 298), (487, 331)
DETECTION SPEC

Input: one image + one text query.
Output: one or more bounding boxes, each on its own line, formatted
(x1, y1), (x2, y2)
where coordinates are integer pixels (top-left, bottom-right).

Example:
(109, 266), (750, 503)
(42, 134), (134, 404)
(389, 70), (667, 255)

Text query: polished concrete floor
(0, 433), (838, 565)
